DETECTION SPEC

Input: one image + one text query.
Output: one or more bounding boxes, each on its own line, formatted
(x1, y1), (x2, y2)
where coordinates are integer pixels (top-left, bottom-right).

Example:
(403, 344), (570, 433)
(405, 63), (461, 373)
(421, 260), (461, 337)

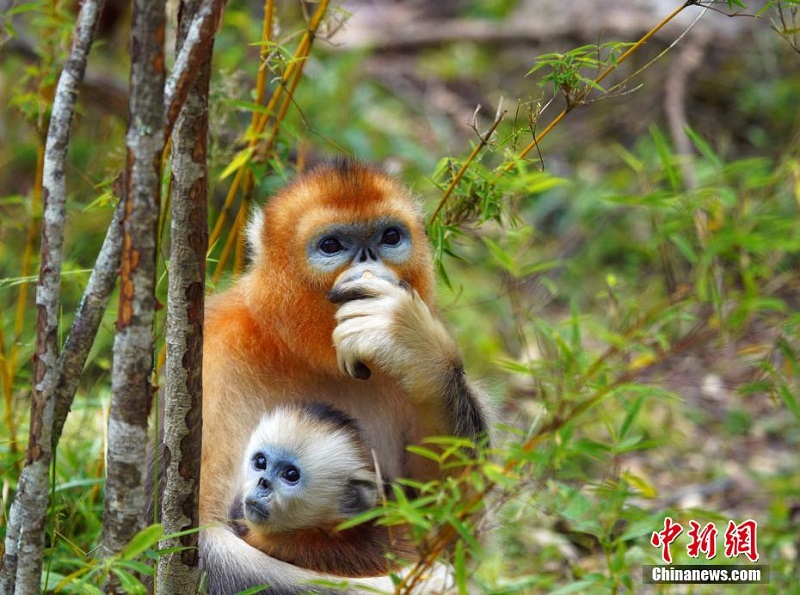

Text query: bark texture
(0, 2), (104, 592)
(163, 0), (221, 138)
(51, 197), (124, 449)
(155, 0), (216, 591)
(101, 0), (166, 563)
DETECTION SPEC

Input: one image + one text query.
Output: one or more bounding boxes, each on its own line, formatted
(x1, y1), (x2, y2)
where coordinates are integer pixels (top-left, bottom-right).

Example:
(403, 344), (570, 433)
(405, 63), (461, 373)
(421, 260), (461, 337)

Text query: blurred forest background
(1, 0), (799, 592)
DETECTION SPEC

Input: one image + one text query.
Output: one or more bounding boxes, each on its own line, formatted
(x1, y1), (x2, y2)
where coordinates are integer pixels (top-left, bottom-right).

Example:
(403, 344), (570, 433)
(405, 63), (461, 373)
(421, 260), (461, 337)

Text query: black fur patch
(227, 498), (248, 537)
(301, 401), (363, 436)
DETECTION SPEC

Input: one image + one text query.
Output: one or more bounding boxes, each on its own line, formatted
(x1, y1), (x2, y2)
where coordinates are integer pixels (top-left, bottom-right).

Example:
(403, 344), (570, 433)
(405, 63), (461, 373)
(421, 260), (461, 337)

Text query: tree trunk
(0, 2), (104, 592)
(101, 0), (165, 569)
(155, 0), (215, 591)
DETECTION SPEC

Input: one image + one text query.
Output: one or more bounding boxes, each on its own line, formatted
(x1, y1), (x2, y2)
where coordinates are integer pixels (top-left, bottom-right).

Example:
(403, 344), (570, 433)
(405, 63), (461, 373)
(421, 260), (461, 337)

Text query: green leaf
(121, 523), (164, 560)
(778, 385), (800, 420)
(219, 146), (254, 180)
(449, 516), (481, 552)
(669, 233), (697, 264)
(685, 127), (722, 170)
(115, 560), (154, 575)
(483, 236), (518, 276)
(622, 471), (658, 498)
(110, 567), (146, 594)
(406, 445), (442, 463)
(619, 395), (645, 440)
(454, 539), (468, 595)
(650, 127), (681, 192)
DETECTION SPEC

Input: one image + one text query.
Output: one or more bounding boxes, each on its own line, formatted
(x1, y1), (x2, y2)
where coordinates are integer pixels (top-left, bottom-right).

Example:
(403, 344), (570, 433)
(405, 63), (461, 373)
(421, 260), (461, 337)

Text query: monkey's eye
(319, 237), (344, 255)
(380, 227), (402, 246)
(252, 453), (267, 471)
(281, 465), (301, 484)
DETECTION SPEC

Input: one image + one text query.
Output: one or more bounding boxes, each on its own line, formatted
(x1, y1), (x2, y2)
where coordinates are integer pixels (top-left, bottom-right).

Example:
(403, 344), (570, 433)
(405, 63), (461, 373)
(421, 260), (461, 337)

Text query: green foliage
(528, 43), (634, 108)
(42, 524), (162, 594)
(2, 1), (799, 593)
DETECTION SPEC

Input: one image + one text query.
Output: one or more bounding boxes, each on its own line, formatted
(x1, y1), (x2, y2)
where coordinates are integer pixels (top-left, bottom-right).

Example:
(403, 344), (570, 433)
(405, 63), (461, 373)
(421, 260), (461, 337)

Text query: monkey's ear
(245, 206), (266, 263)
(340, 474), (379, 517)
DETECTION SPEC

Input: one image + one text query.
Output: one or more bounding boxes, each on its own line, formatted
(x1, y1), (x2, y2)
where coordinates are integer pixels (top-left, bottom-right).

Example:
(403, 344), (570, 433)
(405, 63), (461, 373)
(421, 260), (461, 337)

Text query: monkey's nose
(356, 247), (378, 263)
(257, 477), (272, 490)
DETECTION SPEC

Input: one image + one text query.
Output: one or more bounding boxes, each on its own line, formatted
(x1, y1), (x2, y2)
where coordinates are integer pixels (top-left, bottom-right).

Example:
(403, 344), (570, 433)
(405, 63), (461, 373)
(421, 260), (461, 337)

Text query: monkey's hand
(330, 276), (459, 397)
(330, 275), (489, 441)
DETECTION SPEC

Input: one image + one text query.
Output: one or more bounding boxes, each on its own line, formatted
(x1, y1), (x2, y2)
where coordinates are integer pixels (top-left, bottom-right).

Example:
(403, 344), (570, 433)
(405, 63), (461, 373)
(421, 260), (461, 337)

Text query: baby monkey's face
(241, 445), (311, 534)
(239, 413), (380, 536)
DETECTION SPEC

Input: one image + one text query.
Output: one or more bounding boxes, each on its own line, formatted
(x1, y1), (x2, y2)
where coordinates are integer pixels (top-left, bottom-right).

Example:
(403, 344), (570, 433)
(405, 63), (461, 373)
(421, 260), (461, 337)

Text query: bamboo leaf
(121, 524), (164, 560)
(219, 146), (254, 180)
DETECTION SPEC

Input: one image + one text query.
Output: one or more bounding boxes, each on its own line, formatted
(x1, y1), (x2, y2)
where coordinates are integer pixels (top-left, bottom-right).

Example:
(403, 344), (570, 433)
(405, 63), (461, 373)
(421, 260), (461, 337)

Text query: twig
(51, 197), (124, 449)
(209, 0), (330, 281)
(429, 1), (702, 227)
(770, 1), (800, 54)
(0, 1), (106, 592)
(606, 4), (710, 97)
(164, 0), (224, 139)
(429, 104), (507, 225)
(398, 306), (716, 593)
(234, 0), (275, 274)
(512, 0), (696, 169)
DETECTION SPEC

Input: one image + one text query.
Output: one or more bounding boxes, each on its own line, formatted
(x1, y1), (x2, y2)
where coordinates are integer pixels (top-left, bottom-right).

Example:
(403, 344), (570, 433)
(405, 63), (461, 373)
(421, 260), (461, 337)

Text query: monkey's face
(240, 407), (379, 535)
(250, 161), (435, 304)
(241, 447), (305, 532)
(243, 161), (436, 372)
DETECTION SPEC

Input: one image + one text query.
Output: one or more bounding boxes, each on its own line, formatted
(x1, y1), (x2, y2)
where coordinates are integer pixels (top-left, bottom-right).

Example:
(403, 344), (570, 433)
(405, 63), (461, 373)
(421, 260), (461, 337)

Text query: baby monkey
(229, 402), (416, 578)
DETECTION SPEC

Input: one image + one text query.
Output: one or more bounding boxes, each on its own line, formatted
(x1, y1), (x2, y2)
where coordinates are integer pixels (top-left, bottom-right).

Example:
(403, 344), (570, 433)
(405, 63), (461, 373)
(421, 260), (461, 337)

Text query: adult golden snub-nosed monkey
(199, 158), (492, 593)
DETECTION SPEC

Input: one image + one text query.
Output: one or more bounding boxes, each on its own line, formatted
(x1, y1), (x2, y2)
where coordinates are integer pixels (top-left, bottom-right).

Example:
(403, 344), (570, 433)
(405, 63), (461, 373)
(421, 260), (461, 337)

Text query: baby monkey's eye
(253, 453), (267, 471)
(319, 237), (344, 254)
(380, 227), (402, 246)
(281, 465), (301, 484)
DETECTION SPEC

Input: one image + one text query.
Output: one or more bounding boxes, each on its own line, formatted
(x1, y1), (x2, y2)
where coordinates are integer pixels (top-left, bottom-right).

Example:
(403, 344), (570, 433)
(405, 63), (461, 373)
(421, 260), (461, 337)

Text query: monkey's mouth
(331, 263), (399, 292)
(244, 497), (271, 524)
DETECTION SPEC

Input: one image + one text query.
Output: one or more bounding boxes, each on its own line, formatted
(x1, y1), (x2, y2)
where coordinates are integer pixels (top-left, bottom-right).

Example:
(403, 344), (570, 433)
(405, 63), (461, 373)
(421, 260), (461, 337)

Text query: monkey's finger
(328, 286), (368, 304)
(334, 296), (397, 326)
(328, 276), (400, 304)
(336, 350), (371, 380)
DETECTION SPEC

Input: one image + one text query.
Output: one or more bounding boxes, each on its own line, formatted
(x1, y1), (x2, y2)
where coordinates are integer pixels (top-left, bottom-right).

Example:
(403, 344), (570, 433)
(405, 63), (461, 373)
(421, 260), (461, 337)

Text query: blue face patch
(248, 447), (307, 493)
(306, 218), (413, 274)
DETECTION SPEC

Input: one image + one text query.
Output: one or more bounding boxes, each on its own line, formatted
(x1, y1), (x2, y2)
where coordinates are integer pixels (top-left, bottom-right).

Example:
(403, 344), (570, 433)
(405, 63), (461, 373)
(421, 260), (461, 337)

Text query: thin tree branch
(101, 0), (166, 568)
(52, 196), (124, 449)
(429, 105), (507, 225)
(513, 0), (699, 168)
(0, 1), (105, 592)
(209, 0), (330, 280)
(163, 0), (223, 138)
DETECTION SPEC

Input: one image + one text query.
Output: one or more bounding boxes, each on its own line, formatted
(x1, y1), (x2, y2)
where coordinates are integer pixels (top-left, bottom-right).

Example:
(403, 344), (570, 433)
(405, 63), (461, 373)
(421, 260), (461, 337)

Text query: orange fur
(201, 162), (438, 523)
(198, 160), (488, 591)
(245, 163), (434, 372)
(242, 522), (417, 578)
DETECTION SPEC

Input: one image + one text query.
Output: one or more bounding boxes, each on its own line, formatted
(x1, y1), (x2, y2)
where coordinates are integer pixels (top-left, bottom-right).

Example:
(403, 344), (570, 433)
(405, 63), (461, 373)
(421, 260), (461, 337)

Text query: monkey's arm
(201, 526), (452, 594)
(330, 278), (491, 442)
(201, 525), (396, 594)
